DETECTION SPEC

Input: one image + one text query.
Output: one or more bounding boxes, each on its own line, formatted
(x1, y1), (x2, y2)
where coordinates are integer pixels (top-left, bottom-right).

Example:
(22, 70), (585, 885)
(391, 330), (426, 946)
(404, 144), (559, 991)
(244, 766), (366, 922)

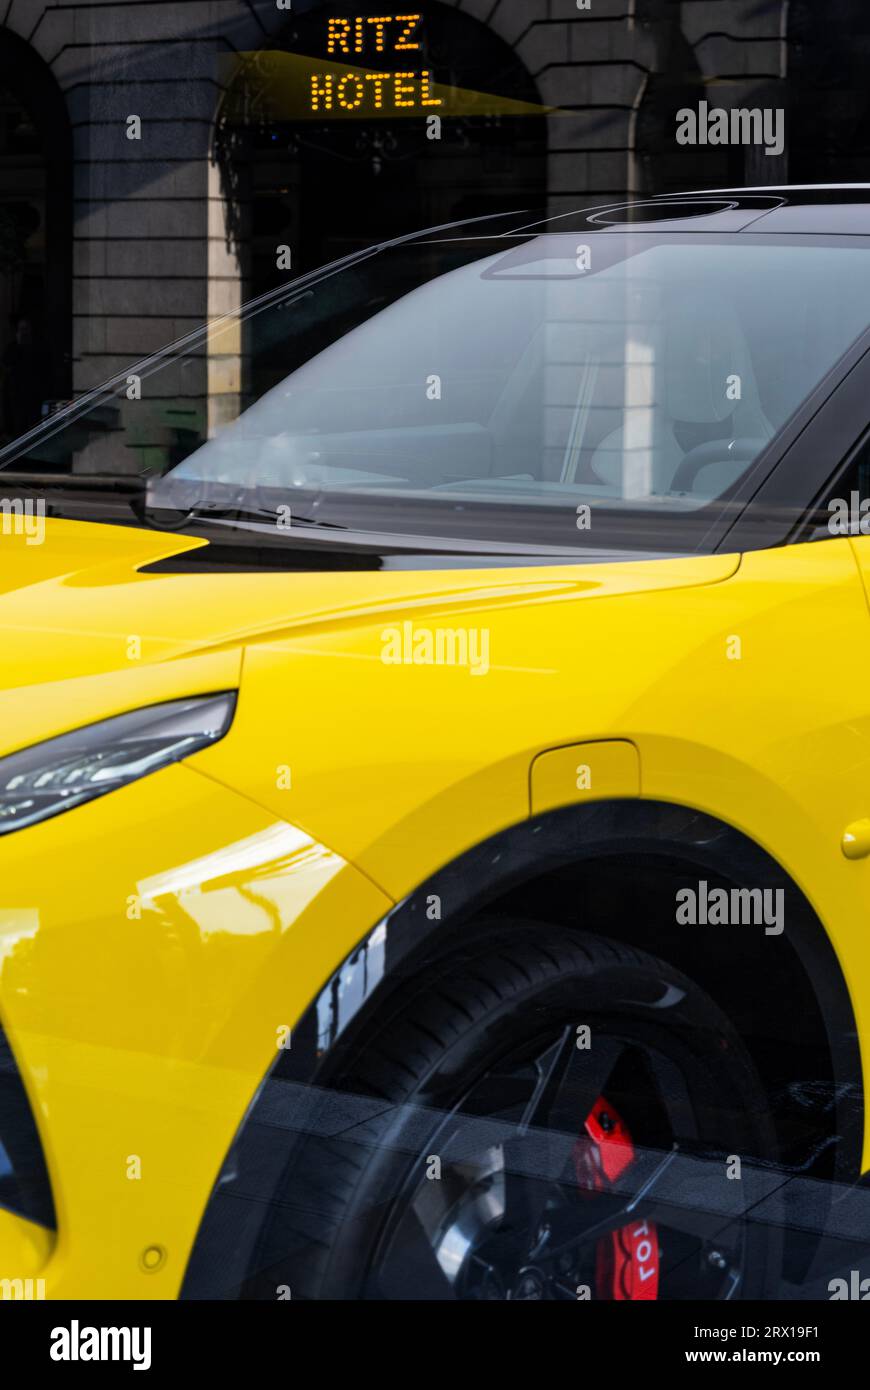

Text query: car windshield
(5, 230), (870, 554)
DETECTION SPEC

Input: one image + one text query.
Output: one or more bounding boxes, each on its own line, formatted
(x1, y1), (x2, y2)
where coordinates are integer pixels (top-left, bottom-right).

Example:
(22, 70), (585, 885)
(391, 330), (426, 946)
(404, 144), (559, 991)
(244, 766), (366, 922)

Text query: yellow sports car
(3, 187), (870, 1302)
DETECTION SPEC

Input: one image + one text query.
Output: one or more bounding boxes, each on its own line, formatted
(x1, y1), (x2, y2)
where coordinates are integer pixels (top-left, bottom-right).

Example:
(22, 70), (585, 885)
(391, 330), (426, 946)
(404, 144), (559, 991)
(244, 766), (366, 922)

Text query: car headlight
(0, 692), (236, 836)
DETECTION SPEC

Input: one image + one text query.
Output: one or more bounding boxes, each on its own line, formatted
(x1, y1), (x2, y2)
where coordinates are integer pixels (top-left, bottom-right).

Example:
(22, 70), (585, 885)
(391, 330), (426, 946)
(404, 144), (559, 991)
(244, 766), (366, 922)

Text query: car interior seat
(589, 292), (774, 500)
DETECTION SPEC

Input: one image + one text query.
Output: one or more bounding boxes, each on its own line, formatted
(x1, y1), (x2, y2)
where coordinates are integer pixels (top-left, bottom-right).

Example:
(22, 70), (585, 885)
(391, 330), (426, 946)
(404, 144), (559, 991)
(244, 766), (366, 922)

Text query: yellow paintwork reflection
(0, 758), (389, 1298)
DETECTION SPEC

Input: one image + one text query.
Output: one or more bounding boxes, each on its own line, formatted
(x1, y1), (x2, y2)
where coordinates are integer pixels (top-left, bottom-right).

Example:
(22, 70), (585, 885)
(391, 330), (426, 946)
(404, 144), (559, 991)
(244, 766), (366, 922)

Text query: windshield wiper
(184, 503), (349, 530)
(136, 496), (353, 535)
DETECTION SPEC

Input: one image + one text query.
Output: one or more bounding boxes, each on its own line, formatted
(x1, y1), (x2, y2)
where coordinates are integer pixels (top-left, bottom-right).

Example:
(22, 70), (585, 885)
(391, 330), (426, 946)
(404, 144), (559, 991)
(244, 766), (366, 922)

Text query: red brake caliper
(572, 1097), (660, 1300)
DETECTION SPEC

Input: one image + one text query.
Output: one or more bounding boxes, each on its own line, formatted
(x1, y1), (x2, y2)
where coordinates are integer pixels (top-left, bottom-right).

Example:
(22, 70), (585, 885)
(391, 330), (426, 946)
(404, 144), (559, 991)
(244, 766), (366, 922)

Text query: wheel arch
(181, 797), (862, 1298)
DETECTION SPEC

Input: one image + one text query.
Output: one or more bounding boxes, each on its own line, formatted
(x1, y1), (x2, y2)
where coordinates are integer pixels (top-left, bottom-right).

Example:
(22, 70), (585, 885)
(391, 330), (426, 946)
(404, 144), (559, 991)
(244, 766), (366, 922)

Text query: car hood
(0, 517), (739, 754)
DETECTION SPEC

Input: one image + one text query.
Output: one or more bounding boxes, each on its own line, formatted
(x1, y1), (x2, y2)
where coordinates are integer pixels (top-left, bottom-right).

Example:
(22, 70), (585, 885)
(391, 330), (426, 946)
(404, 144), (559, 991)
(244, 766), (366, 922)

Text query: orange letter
(420, 71), (442, 107)
(366, 16), (391, 52)
(395, 15), (422, 50)
(326, 18), (352, 54)
(310, 73), (334, 111)
(338, 73), (365, 110)
(364, 72), (389, 108)
(393, 72), (417, 108)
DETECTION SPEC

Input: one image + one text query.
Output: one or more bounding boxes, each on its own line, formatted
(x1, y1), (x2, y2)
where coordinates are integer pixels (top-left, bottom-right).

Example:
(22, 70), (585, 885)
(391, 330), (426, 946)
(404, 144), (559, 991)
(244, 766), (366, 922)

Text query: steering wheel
(669, 438), (767, 495)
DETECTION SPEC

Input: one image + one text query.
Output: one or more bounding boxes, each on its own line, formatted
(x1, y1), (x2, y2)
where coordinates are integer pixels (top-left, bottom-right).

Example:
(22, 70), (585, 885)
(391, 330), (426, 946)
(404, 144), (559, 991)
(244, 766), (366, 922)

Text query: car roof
(648, 185), (870, 234)
(429, 187), (870, 240)
(663, 184), (870, 196)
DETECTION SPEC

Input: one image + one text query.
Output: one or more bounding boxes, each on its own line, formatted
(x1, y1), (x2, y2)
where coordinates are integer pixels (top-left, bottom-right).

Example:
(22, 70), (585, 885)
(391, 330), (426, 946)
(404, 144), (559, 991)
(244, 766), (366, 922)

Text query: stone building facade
(0, 0), (865, 460)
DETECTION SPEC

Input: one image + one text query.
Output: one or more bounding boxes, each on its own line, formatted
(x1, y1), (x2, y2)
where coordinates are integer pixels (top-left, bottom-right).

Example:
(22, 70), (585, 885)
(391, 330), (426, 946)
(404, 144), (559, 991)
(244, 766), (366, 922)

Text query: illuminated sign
(326, 15), (424, 55)
(226, 11), (553, 125)
(310, 13), (443, 114)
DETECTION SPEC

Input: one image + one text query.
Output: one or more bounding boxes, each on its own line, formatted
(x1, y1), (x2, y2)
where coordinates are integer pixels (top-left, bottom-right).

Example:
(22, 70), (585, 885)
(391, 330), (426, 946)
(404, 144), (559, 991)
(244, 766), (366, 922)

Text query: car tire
(249, 923), (783, 1300)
